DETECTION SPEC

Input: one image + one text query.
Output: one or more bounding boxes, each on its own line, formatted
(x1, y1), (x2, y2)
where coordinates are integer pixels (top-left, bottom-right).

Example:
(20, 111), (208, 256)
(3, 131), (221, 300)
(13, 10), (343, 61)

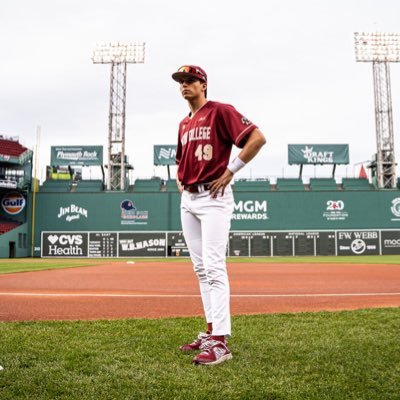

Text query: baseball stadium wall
(26, 190), (400, 258)
(0, 190), (30, 258)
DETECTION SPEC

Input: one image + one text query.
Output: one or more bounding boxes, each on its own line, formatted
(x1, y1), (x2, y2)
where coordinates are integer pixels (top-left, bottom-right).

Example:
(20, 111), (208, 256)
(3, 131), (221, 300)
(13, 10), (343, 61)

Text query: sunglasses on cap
(172, 65), (207, 83)
(178, 66), (203, 74)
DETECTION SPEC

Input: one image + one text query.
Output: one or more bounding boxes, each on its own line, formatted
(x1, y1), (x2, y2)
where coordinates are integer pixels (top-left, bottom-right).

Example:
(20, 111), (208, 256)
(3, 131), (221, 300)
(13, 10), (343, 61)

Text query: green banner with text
(288, 144), (349, 165)
(51, 146), (103, 166)
(153, 145), (177, 166)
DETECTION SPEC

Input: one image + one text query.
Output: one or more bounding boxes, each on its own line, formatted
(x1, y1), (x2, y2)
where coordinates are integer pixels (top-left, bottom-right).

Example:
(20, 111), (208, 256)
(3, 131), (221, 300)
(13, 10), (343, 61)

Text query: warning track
(0, 262), (399, 321)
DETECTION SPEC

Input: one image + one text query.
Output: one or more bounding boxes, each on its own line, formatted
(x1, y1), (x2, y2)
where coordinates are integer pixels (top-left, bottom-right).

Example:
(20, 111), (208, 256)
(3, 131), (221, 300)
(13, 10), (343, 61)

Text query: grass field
(0, 257), (399, 398)
(0, 254), (399, 274)
(0, 308), (399, 399)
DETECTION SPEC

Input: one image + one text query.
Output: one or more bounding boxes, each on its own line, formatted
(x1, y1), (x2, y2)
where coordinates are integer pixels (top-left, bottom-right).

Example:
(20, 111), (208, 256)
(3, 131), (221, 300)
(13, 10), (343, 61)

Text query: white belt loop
(198, 184), (205, 193)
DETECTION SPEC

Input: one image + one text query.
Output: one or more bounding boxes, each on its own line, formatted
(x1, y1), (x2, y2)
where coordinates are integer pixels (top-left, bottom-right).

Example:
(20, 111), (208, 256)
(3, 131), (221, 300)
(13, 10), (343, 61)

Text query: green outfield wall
(0, 223), (29, 258)
(30, 190), (400, 257)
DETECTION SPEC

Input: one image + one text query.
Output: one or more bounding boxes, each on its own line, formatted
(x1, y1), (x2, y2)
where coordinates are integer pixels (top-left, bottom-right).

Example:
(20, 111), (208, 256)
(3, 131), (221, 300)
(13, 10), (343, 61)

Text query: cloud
(1, 0), (400, 181)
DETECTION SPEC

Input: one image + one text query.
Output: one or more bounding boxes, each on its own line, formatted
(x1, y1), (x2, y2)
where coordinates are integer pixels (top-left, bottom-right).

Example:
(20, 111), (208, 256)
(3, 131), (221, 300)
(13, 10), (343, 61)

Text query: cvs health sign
(42, 232), (88, 257)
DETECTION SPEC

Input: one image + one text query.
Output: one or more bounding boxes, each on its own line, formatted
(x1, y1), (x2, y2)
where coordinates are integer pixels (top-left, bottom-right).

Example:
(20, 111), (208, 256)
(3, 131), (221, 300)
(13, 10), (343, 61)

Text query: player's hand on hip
(210, 169), (234, 198)
(176, 179), (184, 193)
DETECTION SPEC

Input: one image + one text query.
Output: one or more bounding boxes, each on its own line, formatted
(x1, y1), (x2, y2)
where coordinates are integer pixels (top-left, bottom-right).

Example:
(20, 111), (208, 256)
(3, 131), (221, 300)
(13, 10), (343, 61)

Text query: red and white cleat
(179, 332), (211, 352)
(192, 340), (232, 366)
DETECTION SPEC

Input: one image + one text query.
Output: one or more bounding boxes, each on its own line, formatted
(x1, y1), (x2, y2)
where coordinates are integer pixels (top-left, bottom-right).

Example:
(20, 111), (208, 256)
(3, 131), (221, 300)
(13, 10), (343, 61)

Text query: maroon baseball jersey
(176, 101), (257, 185)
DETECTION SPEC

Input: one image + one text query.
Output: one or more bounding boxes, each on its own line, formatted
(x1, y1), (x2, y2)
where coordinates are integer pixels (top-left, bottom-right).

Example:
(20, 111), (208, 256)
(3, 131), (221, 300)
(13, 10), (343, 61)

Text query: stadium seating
(341, 178), (372, 191)
(233, 180), (272, 192)
(0, 220), (19, 235)
(73, 180), (104, 192)
(40, 180), (72, 192)
(0, 138), (28, 157)
(276, 178), (305, 191)
(134, 178), (162, 192)
(309, 178), (338, 191)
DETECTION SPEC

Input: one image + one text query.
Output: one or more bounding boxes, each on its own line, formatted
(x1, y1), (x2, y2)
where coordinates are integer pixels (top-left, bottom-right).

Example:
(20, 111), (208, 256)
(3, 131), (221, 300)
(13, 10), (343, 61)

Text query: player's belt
(184, 183), (211, 193)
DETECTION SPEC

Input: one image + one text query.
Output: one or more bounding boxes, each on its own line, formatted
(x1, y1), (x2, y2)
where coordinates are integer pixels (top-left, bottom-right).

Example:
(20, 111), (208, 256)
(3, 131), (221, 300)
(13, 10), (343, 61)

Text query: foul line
(0, 292), (400, 298)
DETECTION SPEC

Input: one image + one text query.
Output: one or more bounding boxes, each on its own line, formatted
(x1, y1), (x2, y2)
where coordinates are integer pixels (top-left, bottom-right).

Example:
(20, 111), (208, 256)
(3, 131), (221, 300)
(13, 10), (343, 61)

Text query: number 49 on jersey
(195, 144), (213, 161)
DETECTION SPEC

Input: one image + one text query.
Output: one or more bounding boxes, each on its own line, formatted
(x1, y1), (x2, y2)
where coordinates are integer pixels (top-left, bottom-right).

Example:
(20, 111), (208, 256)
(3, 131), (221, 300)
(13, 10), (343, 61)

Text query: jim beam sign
(57, 204), (88, 222)
(42, 232), (88, 257)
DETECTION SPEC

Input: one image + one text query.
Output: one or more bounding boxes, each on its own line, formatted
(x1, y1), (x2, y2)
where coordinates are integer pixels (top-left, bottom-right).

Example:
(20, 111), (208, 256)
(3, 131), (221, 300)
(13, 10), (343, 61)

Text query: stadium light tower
(92, 41), (145, 191)
(354, 32), (400, 189)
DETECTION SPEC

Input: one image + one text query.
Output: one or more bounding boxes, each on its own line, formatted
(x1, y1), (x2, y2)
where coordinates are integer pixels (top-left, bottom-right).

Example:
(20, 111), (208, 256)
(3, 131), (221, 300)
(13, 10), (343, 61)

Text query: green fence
(30, 190), (400, 257)
(0, 223), (29, 258)
(39, 229), (400, 258)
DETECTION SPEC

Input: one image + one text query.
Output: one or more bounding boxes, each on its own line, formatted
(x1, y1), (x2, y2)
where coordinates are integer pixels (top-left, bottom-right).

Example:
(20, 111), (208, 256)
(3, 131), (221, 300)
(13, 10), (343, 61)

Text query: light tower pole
(92, 42), (145, 190)
(354, 32), (400, 189)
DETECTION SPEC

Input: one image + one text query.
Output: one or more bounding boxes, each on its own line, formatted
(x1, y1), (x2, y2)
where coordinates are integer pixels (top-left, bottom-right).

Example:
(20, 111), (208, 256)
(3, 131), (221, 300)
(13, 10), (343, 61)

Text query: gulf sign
(1, 192), (26, 215)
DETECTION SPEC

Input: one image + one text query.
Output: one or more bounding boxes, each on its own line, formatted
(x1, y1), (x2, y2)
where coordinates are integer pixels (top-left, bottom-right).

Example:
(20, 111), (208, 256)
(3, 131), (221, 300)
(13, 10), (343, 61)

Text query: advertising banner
(0, 180), (17, 189)
(33, 190), (400, 256)
(39, 229), (400, 257)
(120, 199), (149, 225)
(336, 230), (380, 255)
(51, 146), (103, 166)
(0, 191), (27, 222)
(42, 232), (89, 257)
(1, 192), (26, 215)
(118, 232), (166, 257)
(381, 231), (400, 255)
(153, 145), (177, 166)
(288, 144), (349, 165)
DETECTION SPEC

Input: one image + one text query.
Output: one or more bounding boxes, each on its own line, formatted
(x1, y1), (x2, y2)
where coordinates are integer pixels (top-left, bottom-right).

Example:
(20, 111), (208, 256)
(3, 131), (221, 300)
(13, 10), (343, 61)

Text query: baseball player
(172, 65), (266, 365)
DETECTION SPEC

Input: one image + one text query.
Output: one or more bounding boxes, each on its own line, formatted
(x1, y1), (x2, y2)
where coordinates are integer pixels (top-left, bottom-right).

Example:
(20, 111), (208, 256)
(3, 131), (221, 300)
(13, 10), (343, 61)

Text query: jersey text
(181, 126), (211, 146)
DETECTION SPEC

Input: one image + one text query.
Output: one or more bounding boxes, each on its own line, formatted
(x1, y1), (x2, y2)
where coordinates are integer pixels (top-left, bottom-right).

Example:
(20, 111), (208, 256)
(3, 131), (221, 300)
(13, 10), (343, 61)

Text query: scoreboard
(41, 229), (400, 257)
(228, 231), (335, 256)
(89, 233), (117, 257)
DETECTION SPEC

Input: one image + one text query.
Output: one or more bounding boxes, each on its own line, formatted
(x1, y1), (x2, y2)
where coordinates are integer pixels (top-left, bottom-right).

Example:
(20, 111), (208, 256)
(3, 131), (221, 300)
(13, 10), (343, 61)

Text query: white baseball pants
(180, 186), (234, 337)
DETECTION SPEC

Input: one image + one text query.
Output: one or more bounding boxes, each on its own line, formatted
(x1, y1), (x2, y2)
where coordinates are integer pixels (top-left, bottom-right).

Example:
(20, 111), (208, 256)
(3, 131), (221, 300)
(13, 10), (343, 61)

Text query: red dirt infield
(0, 262), (399, 321)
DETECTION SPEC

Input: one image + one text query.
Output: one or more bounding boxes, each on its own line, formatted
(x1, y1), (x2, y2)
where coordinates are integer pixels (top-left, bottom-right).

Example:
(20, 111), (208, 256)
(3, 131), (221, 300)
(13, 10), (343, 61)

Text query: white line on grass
(0, 292), (400, 298)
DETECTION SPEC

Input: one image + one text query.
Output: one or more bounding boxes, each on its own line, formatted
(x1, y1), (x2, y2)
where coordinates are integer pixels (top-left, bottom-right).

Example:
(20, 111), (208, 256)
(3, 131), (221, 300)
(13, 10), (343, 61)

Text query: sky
(1, 0), (400, 183)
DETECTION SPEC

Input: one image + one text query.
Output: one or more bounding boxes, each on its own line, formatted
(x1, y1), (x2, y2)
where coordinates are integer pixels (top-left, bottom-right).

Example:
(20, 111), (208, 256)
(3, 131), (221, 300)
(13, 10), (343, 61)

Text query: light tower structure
(92, 42), (145, 190)
(354, 32), (400, 189)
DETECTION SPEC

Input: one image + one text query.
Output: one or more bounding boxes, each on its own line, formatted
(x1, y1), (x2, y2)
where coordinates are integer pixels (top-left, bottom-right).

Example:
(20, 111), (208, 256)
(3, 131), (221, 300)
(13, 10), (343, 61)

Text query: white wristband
(227, 157), (246, 174)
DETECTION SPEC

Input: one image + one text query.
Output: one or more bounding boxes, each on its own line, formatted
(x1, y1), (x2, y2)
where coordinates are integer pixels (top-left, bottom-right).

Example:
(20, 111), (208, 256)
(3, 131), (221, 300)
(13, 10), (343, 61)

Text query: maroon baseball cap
(172, 65), (207, 83)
